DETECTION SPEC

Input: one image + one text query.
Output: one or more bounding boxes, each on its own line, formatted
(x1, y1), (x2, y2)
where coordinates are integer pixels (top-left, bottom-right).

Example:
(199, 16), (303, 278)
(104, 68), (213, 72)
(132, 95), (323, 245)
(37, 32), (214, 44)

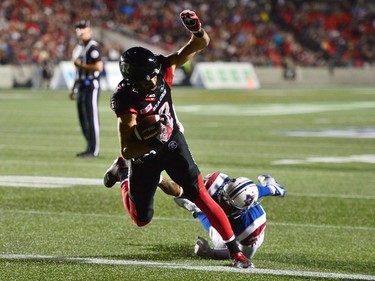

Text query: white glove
(258, 175), (286, 197)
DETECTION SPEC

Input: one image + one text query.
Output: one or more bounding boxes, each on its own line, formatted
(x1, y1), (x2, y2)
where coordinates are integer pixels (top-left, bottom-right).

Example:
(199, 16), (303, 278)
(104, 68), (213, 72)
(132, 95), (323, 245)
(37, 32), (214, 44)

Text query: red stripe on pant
(121, 180), (150, 227)
(240, 222), (267, 246)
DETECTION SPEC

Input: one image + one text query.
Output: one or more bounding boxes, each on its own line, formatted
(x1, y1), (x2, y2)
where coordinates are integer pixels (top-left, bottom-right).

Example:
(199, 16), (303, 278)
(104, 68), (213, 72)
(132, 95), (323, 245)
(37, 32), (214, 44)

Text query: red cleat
(231, 252), (249, 268)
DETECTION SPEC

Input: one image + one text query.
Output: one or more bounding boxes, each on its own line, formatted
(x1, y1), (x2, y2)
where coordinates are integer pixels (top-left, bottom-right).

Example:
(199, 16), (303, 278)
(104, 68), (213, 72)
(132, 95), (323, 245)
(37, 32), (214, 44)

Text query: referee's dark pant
(77, 79), (100, 157)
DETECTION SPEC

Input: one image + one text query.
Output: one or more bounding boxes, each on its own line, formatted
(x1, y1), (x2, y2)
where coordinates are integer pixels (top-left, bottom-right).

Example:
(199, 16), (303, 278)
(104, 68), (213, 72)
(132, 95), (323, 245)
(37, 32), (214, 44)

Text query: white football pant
(209, 226), (265, 259)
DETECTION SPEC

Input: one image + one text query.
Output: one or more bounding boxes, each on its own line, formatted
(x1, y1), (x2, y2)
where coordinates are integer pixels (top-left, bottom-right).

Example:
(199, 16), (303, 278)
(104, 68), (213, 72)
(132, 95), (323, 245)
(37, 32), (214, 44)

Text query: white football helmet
(219, 177), (259, 218)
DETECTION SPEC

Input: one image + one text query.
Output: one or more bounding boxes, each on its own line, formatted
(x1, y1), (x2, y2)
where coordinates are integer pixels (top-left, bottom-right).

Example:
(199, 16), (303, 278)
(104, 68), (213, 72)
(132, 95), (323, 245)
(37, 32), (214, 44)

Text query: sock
(197, 213), (211, 232)
(225, 239), (241, 256)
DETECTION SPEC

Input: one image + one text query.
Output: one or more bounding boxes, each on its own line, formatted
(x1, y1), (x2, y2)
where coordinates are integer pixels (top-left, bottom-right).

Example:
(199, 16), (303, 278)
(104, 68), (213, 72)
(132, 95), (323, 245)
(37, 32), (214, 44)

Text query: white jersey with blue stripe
(203, 172), (270, 246)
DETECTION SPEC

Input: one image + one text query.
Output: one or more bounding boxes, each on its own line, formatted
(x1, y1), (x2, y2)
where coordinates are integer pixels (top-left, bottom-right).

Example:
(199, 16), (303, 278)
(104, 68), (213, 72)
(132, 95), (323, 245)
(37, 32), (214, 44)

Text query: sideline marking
(273, 154), (375, 165)
(176, 102), (375, 116)
(1, 176), (374, 201)
(282, 128), (375, 138)
(0, 176), (102, 188)
(1, 254), (374, 280)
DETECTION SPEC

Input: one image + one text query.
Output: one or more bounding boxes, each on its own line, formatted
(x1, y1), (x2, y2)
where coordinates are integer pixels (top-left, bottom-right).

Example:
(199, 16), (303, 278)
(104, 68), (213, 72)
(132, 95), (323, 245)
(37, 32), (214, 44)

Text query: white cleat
(174, 197), (202, 216)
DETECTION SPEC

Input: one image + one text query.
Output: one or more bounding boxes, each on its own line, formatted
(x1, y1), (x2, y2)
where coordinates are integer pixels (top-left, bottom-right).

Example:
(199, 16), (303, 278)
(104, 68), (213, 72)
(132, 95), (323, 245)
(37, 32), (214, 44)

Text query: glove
(180, 10), (202, 34)
(258, 175), (287, 197)
(157, 114), (174, 143)
(257, 175), (276, 186)
(142, 114), (173, 149)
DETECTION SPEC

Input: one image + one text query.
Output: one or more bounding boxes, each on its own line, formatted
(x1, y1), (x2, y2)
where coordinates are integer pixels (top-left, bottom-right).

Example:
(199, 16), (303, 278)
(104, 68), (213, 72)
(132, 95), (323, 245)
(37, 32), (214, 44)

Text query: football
(134, 114), (161, 141)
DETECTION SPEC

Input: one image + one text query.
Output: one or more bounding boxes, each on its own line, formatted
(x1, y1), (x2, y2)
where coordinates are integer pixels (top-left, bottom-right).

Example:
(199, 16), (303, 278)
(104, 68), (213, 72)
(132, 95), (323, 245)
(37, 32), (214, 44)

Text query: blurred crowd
(0, 0), (374, 71)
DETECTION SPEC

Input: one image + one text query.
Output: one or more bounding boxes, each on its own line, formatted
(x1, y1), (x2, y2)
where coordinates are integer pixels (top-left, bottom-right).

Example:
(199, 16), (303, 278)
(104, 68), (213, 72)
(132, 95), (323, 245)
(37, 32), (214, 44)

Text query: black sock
(225, 240), (240, 256)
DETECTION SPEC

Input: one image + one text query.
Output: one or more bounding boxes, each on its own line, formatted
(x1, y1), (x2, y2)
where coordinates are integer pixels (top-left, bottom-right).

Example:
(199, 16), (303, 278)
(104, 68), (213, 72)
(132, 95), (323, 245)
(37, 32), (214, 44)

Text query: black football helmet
(119, 47), (161, 83)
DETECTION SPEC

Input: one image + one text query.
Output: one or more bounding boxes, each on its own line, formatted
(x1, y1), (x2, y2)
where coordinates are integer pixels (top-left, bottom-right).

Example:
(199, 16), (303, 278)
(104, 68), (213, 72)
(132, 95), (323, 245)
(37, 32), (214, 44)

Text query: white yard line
(0, 253), (374, 280)
(0, 176), (374, 201)
(0, 176), (102, 188)
(273, 154), (375, 165)
(176, 102), (375, 116)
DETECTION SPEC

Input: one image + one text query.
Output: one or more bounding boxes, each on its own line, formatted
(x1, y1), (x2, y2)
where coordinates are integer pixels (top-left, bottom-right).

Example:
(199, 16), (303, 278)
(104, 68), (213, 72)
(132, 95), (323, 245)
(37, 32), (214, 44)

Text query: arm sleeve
(157, 55), (174, 87)
(257, 185), (272, 199)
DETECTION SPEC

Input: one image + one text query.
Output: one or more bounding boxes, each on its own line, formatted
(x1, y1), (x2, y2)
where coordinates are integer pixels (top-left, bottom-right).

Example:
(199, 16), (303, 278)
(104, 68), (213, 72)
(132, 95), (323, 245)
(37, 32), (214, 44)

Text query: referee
(69, 20), (103, 158)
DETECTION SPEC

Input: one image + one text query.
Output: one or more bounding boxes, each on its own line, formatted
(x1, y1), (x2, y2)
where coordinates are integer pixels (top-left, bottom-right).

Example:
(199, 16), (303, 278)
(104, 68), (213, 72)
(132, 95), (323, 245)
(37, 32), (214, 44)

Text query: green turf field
(0, 87), (374, 281)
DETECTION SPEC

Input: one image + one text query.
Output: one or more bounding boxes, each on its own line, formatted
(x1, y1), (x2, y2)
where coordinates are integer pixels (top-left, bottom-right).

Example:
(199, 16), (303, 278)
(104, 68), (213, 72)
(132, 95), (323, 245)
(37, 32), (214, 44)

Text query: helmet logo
(244, 194), (254, 206)
(110, 99), (119, 111)
(223, 177), (258, 213)
(120, 62), (130, 77)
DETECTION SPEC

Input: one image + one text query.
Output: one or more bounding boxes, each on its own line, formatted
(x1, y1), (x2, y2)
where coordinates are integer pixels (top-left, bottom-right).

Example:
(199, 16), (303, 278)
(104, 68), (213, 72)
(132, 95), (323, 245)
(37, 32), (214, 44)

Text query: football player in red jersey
(108, 10), (249, 268)
(104, 160), (286, 268)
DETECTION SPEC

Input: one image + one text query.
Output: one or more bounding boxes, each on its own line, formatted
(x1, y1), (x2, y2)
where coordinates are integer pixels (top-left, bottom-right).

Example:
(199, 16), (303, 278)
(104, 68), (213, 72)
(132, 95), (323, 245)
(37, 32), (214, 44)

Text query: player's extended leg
(165, 131), (248, 268)
(122, 158), (161, 226)
(120, 179), (141, 224)
(174, 201), (256, 264)
(193, 176), (235, 243)
(193, 185), (248, 267)
(120, 179), (159, 227)
(196, 212), (264, 261)
(103, 156), (159, 226)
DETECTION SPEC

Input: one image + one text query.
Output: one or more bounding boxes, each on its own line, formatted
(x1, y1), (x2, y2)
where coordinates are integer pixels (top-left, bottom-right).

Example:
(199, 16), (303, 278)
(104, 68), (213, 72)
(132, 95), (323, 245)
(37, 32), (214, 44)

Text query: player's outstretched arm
(168, 10), (210, 69)
(257, 175), (287, 197)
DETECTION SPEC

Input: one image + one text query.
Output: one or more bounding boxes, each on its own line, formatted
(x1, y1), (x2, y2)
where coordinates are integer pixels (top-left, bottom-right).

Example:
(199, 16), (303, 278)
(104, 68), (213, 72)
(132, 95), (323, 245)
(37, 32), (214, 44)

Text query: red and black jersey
(110, 55), (179, 132)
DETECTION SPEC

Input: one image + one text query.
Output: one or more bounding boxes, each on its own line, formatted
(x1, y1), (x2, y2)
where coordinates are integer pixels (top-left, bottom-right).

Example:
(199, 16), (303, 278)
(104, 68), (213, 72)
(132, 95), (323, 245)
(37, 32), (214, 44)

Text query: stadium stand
(0, 0), (374, 70)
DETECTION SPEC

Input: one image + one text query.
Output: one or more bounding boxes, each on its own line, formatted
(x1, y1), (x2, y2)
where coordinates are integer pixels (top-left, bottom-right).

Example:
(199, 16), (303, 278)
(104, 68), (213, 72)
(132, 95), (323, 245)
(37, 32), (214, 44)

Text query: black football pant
(129, 131), (201, 222)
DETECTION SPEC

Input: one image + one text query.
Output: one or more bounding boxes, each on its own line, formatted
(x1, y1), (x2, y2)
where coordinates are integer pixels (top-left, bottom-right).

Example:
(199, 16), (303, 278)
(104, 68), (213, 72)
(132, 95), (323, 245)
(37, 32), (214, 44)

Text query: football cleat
(174, 197), (202, 217)
(257, 175), (286, 197)
(76, 151), (88, 157)
(231, 251), (249, 268)
(103, 157), (128, 188)
(194, 237), (211, 257)
(76, 151), (97, 158)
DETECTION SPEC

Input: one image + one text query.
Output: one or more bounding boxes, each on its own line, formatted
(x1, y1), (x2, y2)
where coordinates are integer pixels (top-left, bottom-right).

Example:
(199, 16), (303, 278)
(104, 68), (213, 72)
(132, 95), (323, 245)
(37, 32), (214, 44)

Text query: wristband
(194, 29), (204, 38)
(177, 187), (184, 198)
